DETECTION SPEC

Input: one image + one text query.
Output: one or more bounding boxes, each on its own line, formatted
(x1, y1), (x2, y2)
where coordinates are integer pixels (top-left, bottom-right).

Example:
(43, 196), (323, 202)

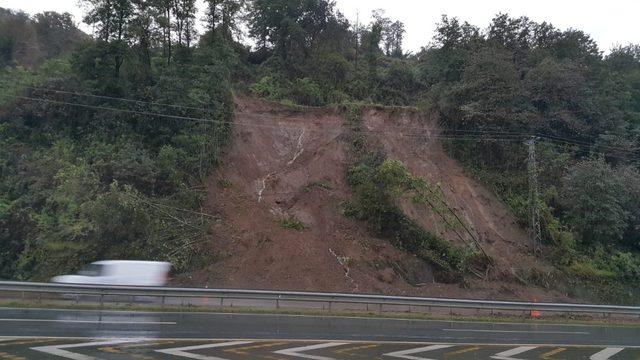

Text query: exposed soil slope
(183, 97), (567, 301)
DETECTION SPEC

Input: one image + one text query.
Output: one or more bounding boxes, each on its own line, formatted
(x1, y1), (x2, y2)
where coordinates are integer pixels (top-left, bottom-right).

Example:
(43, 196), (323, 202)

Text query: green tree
(82, 0), (134, 77)
(561, 158), (629, 247)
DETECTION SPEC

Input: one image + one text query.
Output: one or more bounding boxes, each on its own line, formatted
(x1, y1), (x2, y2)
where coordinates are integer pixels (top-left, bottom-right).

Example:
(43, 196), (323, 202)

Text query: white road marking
(384, 344), (454, 360)
(491, 346), (538, 360)
(32, 339), (138, 360)
(274, 342), (349, 360)
(0, 318), (175, 325)
(5, 336), (640, 350)
(156, 340), (253, 360)
(444, 329), (589, 335)
(590, 347), (625, 360)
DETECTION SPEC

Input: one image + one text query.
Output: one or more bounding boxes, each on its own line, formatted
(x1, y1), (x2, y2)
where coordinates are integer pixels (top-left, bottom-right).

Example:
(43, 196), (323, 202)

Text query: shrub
(250, 75), (286, 101)
(346, 158), (469, 281)
(278, 216), (306, 231)
(291, 77), (325, 106)
(303, 180), (332, 192)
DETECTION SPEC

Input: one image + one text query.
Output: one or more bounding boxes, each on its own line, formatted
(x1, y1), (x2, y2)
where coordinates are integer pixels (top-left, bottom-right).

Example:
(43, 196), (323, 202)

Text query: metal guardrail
(0, 280), (638, 317)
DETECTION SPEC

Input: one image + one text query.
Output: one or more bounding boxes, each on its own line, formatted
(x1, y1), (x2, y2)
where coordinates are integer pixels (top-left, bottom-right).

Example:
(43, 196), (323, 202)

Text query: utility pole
(526, 137), (542, 255)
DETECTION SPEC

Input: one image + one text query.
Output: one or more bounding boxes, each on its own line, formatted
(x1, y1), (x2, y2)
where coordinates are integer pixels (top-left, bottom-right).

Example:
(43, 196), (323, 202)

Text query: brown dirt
(178, 97), (569, 302)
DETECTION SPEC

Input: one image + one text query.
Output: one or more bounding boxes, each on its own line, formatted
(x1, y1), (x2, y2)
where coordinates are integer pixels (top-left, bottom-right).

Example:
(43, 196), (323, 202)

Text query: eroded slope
(183, 98), (565, 301)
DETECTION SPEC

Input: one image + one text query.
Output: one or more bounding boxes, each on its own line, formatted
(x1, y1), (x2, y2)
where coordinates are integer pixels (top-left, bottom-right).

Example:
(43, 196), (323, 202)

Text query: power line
(0, 93), (522, 137)
(15, 88), (640, 154)
(446, 129), (638, 154)
(27, 87), (217, 113)
(4, 93), (640, 162)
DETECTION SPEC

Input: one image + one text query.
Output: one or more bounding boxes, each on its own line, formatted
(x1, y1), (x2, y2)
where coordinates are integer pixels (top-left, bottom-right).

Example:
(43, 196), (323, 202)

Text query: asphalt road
(0, 307), (638, 359)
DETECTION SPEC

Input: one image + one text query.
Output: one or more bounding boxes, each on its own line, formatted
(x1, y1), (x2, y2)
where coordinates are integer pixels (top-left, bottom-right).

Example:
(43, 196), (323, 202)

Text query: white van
(51, 261), (171, 287)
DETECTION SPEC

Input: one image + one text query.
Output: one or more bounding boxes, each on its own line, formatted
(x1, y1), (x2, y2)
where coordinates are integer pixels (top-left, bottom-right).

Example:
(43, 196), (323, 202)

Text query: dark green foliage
(0, 7), (237, 279)
(0, 8), (84, 68)
(3, 0), (640, 294)
(345, 158), (467, 282)
(249, 75), (326, 106)
(561, 159), (631, 247)
(290, 78), (325, 106)
(244, 1), (420, 106)
(250, 75), (286, 102)
(425, 13), (640, 288)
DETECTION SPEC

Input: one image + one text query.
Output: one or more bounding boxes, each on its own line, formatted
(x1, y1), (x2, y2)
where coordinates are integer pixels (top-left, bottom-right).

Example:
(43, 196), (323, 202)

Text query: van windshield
(77, 264), (104, 277)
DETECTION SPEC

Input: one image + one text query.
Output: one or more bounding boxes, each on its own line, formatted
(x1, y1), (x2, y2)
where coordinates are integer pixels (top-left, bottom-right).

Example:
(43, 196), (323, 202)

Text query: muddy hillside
(183, 97), (566, 301)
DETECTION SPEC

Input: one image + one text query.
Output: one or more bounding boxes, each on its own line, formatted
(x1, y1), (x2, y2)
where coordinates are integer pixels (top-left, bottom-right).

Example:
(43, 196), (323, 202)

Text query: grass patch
(218, 178), (233, 188)
(278, 216), (306, 231)
(303, 180), (333, 193)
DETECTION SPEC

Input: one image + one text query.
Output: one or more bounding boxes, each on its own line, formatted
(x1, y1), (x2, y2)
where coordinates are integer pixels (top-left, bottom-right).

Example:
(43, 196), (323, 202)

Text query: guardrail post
(1, 282), (639, 318)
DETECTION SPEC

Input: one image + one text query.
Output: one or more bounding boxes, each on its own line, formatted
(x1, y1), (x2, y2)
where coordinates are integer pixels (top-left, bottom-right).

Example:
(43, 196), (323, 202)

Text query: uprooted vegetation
(342, 104), (491, 283)
(185, 97), (560, 301)
(344, 158), (470, 282)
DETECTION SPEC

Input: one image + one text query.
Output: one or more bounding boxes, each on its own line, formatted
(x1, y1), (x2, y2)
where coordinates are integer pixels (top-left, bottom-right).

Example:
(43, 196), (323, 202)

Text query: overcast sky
(1, 0), (638, 53)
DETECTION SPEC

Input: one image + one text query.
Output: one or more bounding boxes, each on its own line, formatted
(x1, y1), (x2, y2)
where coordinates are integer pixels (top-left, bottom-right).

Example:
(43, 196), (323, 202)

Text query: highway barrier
(0, 280), (638, 318)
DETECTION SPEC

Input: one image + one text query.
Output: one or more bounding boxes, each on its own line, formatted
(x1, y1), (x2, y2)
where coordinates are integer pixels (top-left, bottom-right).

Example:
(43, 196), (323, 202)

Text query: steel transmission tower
(526, 137), (542, 254)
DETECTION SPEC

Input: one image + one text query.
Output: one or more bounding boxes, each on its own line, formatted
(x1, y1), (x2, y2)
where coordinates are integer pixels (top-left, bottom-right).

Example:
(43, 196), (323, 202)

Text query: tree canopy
(1, 3), (640, 296)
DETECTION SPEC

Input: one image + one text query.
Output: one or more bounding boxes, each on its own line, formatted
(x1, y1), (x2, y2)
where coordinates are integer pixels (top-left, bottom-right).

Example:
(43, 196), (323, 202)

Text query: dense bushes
(3, 1), (640, 296)
(0, 11), (236, 279)
(345, 156), (469, 281)
(250, 75), (326, 106)
(425, 14), (640, 289)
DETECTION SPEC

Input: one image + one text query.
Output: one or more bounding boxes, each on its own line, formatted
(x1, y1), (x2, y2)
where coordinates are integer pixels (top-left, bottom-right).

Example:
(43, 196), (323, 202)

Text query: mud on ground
(177, 97), (568, 303)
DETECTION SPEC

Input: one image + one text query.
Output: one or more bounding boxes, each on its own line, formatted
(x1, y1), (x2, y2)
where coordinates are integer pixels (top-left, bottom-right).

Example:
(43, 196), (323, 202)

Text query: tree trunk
(165, 7), (172, 64)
